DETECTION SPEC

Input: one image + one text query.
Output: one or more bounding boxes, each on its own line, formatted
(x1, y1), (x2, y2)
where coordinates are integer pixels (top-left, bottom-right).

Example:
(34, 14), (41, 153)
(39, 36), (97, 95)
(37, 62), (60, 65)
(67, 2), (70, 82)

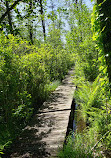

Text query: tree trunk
(29, 25), (33, 44)
(39, 0), (46, 41)
(29, 0), (33, 44)
(0, 0), (21, 23)
(75, 0), (78, 4)
(6, 0), (14, 34)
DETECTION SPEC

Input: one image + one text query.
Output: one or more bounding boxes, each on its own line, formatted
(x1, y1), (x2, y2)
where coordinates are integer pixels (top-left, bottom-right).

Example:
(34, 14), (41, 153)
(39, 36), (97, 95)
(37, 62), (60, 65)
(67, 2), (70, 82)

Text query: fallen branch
(91, 130), (110, 151)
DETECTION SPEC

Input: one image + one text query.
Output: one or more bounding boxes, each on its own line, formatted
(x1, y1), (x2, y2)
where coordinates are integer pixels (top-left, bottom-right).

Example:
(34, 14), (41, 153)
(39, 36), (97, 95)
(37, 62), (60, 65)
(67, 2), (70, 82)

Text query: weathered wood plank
(7, 68), (75, 158)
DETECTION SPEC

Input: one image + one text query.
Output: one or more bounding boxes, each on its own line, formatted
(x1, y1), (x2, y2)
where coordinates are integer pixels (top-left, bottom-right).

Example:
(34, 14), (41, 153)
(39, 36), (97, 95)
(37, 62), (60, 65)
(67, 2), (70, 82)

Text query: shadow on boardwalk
(3, 93), (66, 158)
(3, 68), (75, 158)
(4, 112), (55, 158)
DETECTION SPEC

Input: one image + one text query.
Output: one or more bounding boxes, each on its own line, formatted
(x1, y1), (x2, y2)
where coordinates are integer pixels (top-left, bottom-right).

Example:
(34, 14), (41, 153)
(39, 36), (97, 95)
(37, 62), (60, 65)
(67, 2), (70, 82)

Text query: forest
(0, 0), (111, 157)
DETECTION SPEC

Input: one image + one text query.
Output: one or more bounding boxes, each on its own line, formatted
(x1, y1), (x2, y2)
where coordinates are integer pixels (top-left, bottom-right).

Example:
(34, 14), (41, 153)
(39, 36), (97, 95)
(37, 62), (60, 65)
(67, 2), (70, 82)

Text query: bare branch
(0, 0), (22, 23)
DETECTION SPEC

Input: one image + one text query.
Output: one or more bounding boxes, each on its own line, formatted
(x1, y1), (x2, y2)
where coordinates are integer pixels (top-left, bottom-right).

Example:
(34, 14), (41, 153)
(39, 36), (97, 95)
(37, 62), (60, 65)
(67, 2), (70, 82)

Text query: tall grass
(58, 73), (111, 158)
(58, 130), (103, 158)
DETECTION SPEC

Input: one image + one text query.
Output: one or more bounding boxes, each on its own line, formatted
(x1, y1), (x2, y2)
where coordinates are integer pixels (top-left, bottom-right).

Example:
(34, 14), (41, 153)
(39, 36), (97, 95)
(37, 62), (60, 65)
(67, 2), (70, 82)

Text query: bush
(0, 32), (75, 152)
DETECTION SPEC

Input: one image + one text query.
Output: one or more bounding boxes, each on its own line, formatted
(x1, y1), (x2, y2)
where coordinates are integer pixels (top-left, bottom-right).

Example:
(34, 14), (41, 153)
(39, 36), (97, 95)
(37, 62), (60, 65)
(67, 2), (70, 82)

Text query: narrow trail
(5, 68), (75, 158)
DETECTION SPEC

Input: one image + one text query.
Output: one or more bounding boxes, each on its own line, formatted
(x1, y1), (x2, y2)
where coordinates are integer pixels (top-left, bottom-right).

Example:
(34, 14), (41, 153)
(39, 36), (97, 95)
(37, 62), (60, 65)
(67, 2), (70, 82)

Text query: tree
(5, 0), (14, 34)
(39, 0), (46, 41)
(0, 0), (22, 23)
(96, 0), (111, 89)
(28, 0), (34, 44)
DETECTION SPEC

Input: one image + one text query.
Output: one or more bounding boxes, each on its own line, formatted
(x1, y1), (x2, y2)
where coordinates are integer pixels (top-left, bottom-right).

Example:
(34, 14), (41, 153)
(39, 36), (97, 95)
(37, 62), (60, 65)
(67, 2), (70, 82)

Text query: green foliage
(0, 31), (74, 153)
(74, 71), (111, 154)
(74, 74), (108, 117)
(59, 1), (111, 157)
(58, 131), (102, 158)
(91, 0), (111, 88)
(45, 80), (61, 92)
(47, 25), (63, 48)
(66, 2), (99, 82)
(1, 0), (110, 156)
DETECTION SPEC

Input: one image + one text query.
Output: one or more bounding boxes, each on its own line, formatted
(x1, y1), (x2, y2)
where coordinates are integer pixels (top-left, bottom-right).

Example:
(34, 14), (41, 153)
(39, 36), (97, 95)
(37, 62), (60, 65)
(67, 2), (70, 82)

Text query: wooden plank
(8, 68), (75, 158)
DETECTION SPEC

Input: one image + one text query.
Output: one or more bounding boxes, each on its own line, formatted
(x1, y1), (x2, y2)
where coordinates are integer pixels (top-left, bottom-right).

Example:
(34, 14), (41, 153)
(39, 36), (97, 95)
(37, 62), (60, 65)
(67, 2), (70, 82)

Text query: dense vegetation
(0, 33), (74, 153)
(0, 0), (75, 154)
(0, 0), (111, 157)
(58, 0), (111, 158)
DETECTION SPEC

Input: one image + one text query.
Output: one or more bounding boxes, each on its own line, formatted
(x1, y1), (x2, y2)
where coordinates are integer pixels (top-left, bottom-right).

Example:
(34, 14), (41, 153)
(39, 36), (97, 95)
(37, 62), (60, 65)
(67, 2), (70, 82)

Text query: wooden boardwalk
(7, 68), (75, 158)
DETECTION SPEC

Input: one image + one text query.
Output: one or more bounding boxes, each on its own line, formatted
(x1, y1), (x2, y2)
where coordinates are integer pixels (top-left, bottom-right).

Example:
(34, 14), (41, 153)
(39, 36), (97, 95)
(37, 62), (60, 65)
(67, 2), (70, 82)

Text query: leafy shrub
(74, 73), (111, 154)
(0, 32), (75, 152)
